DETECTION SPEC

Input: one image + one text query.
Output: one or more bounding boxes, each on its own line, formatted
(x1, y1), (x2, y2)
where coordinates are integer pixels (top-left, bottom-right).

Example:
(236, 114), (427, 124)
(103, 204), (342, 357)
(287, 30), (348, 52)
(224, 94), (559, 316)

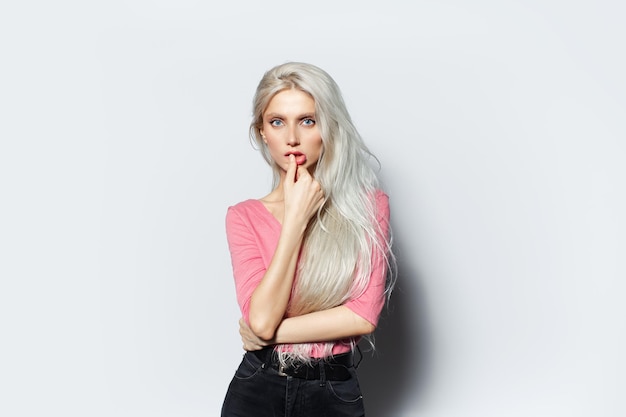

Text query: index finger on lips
(286, 154), (297, 182)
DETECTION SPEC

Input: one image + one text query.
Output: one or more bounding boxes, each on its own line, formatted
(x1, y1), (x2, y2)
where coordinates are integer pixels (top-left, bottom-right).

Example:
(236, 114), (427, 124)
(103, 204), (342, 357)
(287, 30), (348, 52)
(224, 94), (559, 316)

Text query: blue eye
(302, 118), (315, 126)
(270, 119), (283, 127)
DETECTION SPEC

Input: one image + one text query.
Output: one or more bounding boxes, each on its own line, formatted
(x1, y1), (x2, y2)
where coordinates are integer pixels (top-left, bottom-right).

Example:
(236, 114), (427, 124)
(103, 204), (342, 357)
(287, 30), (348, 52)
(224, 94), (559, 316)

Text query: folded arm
(240, 306), (375, 351)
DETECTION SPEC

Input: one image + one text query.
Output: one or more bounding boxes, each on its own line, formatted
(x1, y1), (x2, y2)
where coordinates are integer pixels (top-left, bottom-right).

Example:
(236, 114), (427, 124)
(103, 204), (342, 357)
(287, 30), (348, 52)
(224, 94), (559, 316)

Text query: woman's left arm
(239, 306), (375, 350)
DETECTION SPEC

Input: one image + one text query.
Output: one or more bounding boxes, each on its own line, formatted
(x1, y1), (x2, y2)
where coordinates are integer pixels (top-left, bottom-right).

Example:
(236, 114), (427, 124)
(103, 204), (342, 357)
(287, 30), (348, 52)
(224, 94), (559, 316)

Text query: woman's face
(260, 89), (323, 175)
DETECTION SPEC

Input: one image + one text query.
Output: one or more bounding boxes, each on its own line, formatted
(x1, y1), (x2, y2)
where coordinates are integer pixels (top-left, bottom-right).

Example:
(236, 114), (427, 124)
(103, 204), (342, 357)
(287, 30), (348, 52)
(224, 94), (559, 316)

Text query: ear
(260, 130), (267, 143)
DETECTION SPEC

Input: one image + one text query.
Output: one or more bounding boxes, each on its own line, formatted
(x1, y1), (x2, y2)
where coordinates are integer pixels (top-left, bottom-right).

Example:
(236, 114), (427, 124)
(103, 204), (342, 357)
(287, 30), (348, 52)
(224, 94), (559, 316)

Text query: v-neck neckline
(253, 199), (282, 227)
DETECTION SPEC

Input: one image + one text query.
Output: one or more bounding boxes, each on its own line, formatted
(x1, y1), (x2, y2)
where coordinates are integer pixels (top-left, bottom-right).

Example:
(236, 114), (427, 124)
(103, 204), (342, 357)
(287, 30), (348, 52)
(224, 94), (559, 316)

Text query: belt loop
(262, 347), (272, 370)
(318, 360), (326, 387)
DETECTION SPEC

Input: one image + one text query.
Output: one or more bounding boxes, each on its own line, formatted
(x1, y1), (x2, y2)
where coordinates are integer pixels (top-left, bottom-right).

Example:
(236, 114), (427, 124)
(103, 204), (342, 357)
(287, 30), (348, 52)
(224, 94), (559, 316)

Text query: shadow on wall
(357, 255), (430, 417)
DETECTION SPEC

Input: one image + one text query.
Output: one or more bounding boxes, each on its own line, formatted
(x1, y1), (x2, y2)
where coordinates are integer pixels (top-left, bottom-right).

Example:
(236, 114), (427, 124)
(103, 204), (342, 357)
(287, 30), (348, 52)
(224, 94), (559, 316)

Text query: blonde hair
(250, 62), (395, 366)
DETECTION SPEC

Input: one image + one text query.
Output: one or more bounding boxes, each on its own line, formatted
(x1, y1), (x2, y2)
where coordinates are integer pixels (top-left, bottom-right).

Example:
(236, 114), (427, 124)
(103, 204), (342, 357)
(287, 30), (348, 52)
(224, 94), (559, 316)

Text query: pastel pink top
(225, 190), (390, 357)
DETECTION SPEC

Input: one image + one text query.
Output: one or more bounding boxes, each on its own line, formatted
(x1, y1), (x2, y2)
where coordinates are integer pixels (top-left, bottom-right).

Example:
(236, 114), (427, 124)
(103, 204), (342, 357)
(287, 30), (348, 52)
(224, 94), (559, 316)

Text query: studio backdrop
(1, 1), (624, 416)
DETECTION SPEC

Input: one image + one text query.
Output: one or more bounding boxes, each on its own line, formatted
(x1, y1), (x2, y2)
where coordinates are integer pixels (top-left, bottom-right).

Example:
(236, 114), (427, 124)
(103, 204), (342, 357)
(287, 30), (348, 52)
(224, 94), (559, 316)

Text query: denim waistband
(250, 347), (353, 381)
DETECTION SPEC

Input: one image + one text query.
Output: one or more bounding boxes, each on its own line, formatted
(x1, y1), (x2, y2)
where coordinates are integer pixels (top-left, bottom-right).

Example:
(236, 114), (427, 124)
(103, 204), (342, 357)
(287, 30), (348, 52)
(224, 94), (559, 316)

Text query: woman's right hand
(283, 155), (325, 228)
(239, 317), (271, 351)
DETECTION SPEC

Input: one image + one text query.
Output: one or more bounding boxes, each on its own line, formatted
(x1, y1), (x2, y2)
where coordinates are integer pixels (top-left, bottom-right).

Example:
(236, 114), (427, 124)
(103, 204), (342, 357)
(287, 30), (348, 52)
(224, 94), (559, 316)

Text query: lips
(286, 152), (307, 166)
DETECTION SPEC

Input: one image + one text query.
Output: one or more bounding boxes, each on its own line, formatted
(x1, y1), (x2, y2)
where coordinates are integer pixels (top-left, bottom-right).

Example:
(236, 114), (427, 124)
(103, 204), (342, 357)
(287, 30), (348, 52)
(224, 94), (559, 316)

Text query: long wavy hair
(250, 62), (395, 366)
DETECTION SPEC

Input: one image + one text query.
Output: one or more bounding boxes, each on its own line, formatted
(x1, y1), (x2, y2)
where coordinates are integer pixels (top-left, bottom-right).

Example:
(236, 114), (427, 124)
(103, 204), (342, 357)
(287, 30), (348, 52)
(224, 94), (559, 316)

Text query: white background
(1, 1), (624, 416)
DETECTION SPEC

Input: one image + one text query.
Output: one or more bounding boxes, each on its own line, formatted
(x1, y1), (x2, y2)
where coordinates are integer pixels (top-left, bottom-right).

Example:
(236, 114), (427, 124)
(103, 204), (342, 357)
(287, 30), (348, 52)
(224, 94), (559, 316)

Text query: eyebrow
(264, 112), (316, 119)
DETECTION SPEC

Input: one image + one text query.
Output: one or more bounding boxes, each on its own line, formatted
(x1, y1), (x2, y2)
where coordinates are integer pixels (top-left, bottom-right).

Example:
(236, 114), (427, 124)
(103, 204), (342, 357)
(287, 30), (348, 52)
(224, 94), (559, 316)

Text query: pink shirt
(225, 190), (390, 356)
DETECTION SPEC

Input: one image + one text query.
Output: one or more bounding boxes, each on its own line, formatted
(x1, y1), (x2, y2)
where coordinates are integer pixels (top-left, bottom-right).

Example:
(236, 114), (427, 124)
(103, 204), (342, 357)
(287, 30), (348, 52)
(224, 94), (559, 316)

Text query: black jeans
(221, 350), (365, 417)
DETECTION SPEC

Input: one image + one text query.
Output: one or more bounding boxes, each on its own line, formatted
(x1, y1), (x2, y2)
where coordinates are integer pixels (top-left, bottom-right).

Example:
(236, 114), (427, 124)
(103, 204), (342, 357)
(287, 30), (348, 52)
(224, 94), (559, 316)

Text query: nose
(287, 125), (299, 146)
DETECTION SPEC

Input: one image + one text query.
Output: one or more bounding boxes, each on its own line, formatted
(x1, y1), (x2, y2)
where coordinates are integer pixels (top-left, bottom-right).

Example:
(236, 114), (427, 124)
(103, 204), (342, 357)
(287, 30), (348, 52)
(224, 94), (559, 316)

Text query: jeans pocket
(326, 377), (364, 404)
(233, 353), (263, 380)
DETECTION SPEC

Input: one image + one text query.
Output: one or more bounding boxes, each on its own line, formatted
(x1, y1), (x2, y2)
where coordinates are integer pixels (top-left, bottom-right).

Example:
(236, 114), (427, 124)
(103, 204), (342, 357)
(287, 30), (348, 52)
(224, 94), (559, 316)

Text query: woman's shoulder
(372, 188), (388, 199)
(225, 200), (264, 233)
(372, 188), (389, 207)
(227, 199), (263, 218)
(229, 198), (261, 210)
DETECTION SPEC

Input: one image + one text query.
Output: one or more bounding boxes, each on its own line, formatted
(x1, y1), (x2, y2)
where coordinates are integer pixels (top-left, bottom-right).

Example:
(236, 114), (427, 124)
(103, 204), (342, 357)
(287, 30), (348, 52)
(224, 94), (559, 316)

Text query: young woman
(221, 62), (394, 417)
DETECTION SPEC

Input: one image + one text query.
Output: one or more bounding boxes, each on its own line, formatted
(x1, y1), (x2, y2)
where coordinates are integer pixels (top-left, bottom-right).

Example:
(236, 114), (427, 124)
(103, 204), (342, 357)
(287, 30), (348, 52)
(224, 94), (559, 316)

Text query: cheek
(308, 129), (323, 150)
(264, 136), (279, 150)
(264, 139), (286, 165)
(315, 137), (323, 153)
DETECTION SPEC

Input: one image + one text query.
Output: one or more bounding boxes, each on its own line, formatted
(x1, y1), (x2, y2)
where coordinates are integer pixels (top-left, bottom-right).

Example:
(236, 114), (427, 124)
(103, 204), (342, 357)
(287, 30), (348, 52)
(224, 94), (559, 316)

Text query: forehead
(263, 89), (316, 117)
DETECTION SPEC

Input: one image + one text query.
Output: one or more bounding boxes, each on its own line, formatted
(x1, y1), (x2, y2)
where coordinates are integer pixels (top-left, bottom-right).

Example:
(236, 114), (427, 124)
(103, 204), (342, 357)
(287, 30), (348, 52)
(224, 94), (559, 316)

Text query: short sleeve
(343, 190), (390, 327)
